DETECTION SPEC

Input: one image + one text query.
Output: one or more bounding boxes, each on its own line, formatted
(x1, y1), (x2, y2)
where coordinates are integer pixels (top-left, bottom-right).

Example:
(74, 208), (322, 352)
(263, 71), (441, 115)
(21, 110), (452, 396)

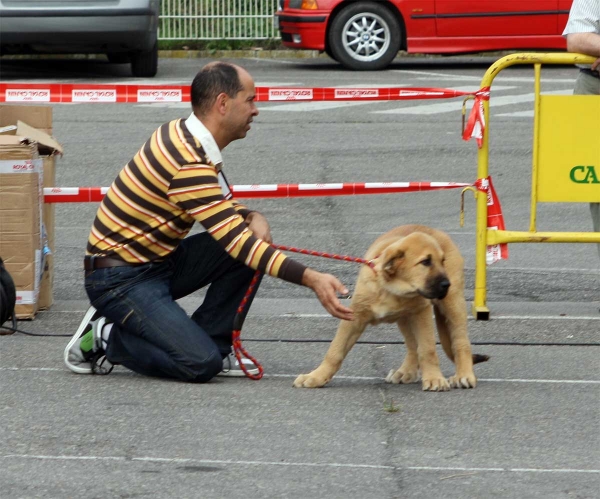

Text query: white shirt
(184, 112), (223, 167)
(184, 112), (232, 199)
(563, 0), (600, 36)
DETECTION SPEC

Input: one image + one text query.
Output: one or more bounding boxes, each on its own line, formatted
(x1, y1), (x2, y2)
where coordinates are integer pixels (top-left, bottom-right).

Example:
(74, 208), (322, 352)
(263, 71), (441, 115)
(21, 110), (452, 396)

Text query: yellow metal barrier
(472, 53), (600, 320)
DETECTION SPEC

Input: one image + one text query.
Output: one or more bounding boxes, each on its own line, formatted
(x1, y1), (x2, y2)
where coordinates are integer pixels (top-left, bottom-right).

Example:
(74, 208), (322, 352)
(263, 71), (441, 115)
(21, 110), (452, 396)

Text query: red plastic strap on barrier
(43, 182), (471, 203)
(462, 87), (491, 148)
(475, 175), (509, 264)
(1, 83), (487, 104)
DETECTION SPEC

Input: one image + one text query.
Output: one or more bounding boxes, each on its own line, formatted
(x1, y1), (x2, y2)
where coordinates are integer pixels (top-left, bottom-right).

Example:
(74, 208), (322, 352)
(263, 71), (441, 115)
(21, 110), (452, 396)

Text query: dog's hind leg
(293, 318), (368, 388)
(385, 319), (420, 385)
(434, 298), (477, 388)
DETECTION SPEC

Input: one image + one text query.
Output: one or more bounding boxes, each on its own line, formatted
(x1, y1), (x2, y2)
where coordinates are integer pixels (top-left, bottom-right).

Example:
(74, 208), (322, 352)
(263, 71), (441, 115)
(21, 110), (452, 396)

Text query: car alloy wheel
(343, 12), (391, 62)
(328, 2), (401, 71)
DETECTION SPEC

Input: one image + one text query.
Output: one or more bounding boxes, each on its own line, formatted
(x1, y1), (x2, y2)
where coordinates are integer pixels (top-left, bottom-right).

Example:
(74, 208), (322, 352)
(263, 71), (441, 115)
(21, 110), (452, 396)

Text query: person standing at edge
(563, 0), (600, 258)
(64, 61), (354, 381)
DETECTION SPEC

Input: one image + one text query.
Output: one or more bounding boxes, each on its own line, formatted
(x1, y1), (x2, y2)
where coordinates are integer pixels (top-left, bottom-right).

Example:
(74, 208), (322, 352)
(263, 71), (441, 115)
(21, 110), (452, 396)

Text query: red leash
(231, 270), (264, 380)
(231, 244), (375, 380)
(271, 244), (376, 269)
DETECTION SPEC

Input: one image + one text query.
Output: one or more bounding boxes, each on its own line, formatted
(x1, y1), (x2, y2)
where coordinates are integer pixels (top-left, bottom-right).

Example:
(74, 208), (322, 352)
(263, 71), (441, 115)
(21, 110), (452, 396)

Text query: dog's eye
(420, 257), (432, 267)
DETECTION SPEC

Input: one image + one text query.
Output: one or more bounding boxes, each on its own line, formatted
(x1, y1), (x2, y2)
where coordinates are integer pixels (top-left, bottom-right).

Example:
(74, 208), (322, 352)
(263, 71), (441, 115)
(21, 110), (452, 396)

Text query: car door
(558, 0), (574, 33)
(435, 0), (560, 37)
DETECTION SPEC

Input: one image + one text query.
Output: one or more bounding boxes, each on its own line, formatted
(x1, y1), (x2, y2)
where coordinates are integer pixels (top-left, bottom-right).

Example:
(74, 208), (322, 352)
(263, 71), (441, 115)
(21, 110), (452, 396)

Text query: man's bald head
(190, 62), (245, 117)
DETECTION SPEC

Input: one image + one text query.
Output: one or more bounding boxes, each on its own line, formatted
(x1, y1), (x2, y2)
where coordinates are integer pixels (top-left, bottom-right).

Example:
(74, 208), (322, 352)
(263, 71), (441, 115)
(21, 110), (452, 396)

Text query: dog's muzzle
(420, 276), (451, 300)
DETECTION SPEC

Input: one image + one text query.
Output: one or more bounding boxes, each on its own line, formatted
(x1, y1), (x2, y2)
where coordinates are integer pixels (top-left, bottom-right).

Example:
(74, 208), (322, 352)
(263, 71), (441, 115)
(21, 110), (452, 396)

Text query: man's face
(224, 68), (259, 142)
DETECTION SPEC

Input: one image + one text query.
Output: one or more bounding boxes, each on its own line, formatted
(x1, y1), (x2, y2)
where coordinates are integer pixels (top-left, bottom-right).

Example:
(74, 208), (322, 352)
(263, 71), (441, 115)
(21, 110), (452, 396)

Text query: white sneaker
(64, 306), (113, 375)
(217, 352), (259, 377)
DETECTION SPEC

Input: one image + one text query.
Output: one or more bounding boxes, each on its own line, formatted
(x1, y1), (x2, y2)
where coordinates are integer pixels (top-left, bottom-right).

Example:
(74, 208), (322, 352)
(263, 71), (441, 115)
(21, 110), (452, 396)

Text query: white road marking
(497, 110), (535, 117)
(1, 367), (598, 384)
(269, 374), (600, 384)
(393, 69), (579, 85)
(270, 313), (600, 320)
(412, 75), (579, 84)
(1, 453), (598, 474)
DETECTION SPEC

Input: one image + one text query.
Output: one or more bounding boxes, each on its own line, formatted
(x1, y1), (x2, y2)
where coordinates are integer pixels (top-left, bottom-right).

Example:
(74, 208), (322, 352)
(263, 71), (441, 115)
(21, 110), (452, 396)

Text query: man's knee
(181, 351), (223, 383)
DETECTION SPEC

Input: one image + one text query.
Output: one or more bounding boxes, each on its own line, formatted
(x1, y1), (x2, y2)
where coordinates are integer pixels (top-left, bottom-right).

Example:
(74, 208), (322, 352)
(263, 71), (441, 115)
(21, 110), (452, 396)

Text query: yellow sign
(537, 95), (600, 202)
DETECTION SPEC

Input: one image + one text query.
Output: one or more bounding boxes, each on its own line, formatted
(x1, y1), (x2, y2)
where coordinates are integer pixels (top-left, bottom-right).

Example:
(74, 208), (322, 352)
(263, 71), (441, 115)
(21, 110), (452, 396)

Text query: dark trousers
(574, 71), (600, 258)
(84, 232), (261, 382)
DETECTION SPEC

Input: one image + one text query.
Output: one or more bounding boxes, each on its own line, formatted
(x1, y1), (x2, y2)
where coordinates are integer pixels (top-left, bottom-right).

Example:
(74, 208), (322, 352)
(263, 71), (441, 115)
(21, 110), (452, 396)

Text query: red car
(274, 0), (573, 70)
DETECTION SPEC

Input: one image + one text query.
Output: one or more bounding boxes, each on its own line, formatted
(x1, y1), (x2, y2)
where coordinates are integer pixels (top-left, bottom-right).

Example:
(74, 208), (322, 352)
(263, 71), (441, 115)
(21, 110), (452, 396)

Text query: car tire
(130, 41), (158, 77)
(328, 2), (401, 71)
(325, 45), (338, 62)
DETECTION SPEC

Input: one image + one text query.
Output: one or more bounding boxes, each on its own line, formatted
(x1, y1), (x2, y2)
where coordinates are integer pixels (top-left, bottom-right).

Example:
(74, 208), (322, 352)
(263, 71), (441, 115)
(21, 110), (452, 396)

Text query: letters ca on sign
(569, 165), (599, 184)
(137, 89), (182, 102)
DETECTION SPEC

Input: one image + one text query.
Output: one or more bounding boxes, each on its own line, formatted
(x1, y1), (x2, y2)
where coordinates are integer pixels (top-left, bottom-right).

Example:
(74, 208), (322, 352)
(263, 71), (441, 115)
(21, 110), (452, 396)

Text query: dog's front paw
(293, 372), (329, 388)
(449, 372), (477, 388)
(421, 375), (451, 392)
(385, 368), (420, 385)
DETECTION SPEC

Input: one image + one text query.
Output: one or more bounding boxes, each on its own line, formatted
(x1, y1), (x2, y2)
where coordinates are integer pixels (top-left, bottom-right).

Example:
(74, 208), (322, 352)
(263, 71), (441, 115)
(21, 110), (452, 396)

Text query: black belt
(580, 68), (600, 79)
(84, 256), (141, 271)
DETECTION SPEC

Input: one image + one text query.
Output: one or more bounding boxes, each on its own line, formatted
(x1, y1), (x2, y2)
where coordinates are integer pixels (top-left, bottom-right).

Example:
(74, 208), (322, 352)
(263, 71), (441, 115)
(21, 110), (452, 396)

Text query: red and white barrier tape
(43, 178), (506, 264)
(0, 83), (487, 103)
(43, 182), (471, 203)
(1, 83), (490, 145)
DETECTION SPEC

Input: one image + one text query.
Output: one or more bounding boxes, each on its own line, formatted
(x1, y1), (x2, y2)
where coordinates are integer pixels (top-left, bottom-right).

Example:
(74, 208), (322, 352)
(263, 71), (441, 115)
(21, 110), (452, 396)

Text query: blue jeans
(84, 232), (261, 382)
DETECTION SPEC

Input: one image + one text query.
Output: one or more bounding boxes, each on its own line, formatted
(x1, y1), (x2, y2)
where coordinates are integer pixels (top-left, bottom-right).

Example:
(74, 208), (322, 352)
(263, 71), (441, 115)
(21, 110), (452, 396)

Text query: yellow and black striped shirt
(86, 118), (306, 284)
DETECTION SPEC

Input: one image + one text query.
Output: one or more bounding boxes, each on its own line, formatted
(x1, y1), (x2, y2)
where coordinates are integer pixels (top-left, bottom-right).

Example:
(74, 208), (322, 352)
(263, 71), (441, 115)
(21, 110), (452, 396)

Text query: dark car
(0, 0), (160, 77)
(275, 0), (573, 70)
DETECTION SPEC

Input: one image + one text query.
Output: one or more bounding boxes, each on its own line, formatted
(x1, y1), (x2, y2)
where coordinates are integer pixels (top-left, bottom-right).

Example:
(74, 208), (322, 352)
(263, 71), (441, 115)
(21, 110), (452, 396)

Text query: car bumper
(0, 8), (157, 52)
(275, 12), (328, 51)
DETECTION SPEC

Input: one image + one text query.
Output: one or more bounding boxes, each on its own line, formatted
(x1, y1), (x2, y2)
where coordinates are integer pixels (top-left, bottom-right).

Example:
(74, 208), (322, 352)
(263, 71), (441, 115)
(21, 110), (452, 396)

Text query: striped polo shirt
(86, 115), (306, 284)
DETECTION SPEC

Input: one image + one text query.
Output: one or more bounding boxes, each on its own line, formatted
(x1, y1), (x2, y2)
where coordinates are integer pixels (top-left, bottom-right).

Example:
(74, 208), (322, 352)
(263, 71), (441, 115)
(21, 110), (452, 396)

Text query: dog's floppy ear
(383, 249), (404, 277)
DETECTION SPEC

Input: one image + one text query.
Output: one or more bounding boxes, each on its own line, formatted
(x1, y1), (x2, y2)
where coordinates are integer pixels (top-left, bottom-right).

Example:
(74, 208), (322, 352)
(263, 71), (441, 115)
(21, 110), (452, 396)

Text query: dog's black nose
(437, 278), (451, 298)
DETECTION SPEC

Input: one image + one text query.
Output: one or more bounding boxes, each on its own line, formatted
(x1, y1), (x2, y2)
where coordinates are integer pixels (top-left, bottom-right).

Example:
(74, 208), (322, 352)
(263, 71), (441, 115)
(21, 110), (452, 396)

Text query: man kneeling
(64, 62), (353, 382)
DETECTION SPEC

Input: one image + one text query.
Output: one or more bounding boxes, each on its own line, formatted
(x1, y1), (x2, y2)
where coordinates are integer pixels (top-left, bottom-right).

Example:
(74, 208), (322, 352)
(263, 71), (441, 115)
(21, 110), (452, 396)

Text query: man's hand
(302, 268), (354, 321)
(592, 57), (600, 72)
(246, 212), (272, 243)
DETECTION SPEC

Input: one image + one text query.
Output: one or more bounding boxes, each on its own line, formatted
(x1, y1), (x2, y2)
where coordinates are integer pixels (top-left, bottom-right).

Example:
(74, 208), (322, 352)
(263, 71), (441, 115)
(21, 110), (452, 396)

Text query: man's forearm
(567, 32), (600, 57)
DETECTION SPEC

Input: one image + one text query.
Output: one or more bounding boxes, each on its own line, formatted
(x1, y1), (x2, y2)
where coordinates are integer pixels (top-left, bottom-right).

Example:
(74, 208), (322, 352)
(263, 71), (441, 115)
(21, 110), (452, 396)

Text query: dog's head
(375, 232), (450, 300)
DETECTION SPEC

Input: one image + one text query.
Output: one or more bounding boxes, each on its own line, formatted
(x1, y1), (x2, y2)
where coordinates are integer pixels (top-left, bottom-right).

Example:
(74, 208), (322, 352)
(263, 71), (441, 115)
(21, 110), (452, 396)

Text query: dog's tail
(472, 353), (490, 364)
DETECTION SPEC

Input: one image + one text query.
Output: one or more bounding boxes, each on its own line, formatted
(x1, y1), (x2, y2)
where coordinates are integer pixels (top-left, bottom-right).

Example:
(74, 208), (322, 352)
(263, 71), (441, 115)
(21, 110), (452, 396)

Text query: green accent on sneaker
(80, 329), (94, 353)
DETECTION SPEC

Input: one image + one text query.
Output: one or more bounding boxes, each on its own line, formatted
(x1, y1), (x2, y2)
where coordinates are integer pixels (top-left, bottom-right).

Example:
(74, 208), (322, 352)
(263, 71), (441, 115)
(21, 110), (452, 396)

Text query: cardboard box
(0, 105), (63, 312)
(0, 136), (43, 319)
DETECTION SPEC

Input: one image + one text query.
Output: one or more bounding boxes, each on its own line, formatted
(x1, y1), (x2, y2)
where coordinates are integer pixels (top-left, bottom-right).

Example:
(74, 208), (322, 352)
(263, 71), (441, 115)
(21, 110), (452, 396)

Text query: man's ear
(215, 92), (229, 115)
(383, 250), (404, 277)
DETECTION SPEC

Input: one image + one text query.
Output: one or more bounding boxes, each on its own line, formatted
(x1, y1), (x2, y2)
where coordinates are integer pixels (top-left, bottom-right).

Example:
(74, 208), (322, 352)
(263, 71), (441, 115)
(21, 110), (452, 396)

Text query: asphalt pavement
(0, 54), (599, 499)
